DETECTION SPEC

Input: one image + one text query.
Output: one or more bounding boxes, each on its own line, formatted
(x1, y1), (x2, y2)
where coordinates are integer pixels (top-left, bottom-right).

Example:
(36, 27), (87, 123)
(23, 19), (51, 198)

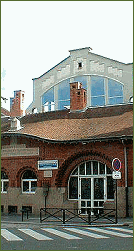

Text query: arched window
(22, 170), (37, 193)
(68, 161), (114, 214)
(1, 171), (9, 193)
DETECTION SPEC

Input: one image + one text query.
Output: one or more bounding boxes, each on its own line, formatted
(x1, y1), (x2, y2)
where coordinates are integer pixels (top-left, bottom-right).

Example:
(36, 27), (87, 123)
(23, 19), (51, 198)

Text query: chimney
(70, 82), (87, 111)
(10, 90), (25, 117)
(10, 117), (21, 131)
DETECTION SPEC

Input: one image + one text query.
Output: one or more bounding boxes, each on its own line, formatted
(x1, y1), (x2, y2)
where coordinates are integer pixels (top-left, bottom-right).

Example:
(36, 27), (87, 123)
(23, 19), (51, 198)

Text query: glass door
(93, 178), (105, 215)
(79, 177), (105, 215)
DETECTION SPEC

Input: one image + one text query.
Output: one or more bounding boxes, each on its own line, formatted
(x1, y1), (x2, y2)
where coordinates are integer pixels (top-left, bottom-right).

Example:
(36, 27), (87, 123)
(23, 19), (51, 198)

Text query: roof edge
(32, 55), (70, 80)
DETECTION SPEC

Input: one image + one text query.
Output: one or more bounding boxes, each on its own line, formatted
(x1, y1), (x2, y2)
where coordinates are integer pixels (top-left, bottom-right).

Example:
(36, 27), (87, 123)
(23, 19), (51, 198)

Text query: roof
(32, 56), (70, 80)
(1, 104), (133, 143)
(1, 107), (11, 117)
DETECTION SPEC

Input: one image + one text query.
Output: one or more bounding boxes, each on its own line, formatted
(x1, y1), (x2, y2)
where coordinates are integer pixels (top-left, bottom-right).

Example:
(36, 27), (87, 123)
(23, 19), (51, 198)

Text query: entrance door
(69, 161), (114, 215)
(79, 177), (105, 214)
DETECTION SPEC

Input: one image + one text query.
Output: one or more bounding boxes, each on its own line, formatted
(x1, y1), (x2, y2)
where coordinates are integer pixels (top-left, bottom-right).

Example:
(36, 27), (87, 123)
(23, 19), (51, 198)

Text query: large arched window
(68, 161), (114, 214)
(1, 171), (9, 193)
(22, 170), (37, 194)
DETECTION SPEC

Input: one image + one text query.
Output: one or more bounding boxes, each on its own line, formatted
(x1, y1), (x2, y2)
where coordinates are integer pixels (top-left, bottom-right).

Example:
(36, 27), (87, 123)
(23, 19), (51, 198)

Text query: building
(1, 48), (133, 217)
(1, 92), (133, 217)
(26, 47), (133, 114)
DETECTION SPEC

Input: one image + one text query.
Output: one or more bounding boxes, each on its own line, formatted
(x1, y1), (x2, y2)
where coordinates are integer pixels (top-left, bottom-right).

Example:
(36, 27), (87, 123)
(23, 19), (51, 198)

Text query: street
(1, 226), (133, 250)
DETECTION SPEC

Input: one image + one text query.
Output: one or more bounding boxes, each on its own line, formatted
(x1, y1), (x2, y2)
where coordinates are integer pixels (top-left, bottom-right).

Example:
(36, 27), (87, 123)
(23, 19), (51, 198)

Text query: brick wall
(1, 136), (133, 216)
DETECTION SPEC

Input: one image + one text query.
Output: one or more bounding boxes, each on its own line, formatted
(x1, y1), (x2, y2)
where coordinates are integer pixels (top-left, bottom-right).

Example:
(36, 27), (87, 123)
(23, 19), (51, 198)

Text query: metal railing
(40, 207), (117, 224)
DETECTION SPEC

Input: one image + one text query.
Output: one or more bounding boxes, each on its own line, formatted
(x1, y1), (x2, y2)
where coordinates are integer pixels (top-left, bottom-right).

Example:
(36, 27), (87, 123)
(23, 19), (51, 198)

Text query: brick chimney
(10, 90), (25, 117)
(70, 82), (87, 111)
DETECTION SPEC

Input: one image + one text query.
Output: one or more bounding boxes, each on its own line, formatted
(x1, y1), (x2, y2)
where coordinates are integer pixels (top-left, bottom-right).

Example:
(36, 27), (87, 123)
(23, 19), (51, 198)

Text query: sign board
(38, 160), (58, 170)
(44, 170), (53, 177)
(112, 158), (121, 171)
(112, 171), (121, 179)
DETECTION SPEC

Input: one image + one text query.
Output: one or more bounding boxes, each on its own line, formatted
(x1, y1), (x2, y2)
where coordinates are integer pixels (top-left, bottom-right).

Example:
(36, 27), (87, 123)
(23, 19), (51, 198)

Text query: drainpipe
(122, 140), (129, 217)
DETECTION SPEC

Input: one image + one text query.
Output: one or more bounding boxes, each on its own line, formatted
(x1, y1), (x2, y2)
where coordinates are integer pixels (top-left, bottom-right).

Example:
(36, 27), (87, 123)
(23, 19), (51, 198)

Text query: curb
(1, 221), (133, 228)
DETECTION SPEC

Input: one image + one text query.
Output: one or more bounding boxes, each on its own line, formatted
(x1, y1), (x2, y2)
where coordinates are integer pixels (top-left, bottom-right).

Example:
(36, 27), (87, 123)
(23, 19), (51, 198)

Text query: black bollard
(63, 209), (65, 224)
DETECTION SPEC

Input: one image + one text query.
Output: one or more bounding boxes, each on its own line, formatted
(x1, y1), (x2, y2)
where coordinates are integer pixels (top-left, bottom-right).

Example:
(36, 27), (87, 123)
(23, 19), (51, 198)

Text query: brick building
(1, 91), (133, 217)
(1, 47), (133, 217)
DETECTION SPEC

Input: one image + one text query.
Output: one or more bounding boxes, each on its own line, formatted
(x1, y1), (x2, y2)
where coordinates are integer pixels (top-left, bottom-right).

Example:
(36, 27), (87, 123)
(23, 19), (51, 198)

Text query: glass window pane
(1, 172), (8, 179)
(108, 79), (123, 105)
(93, 161), (98, 175)
(81, 201), (85, 207)
(69, 177), (78, 199)
(23, 170), (37, 179)
(100, 163), (105, 174)
(58, 100), (70, 110)
(3, 181), (9, 192)
(31, 181), (37, 192)
(42, 88), (54, 106)
(23, 181), (29, 192)
(81, 178), (91, 199)
(58, 79), (70, 100)
(107, 176), (114, 199)
(74, 76), (87, 90)
(94, 178), (104, 199)
(72, 167), (78, 175)
(80, 163), (85, 175)
(86, 161), (91, 175)
(108, 79), (123, 97)
(91, 96), (105, 107)
(106, 166), (112, 174)
(91, 76), (104, 96)
(87, 201), (91, 207)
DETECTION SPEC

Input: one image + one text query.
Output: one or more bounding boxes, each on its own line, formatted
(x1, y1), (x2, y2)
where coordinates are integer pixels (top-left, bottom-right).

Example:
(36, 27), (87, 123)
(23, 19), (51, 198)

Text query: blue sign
(38, 160), (58, 170)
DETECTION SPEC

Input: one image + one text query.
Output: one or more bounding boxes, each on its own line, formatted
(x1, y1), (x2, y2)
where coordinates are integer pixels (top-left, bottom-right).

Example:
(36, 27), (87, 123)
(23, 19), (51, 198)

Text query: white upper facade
(26, 47), (133, 114)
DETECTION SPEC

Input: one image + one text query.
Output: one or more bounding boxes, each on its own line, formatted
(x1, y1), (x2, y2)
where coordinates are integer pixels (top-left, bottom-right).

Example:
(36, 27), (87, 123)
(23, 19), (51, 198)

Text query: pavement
(1, 213), (133, 228)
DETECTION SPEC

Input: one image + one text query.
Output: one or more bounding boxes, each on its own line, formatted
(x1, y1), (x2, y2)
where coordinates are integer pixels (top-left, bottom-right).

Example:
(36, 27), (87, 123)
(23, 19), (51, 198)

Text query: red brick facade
(1, 134), (133, 216)
(1, 103), (133, 217)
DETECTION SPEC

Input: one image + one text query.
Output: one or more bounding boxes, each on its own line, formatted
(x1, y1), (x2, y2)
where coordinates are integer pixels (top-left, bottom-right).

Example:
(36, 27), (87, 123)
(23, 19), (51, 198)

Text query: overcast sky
(1, 1), (133, 111)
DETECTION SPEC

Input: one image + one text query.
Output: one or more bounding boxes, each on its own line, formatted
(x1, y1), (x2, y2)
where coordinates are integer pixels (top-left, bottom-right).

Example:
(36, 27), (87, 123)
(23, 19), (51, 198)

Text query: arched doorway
(68, 160), (114, 214)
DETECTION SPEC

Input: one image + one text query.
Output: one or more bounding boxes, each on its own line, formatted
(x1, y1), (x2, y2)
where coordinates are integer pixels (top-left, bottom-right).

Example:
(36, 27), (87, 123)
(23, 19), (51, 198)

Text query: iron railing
(40, 207), (117, 224)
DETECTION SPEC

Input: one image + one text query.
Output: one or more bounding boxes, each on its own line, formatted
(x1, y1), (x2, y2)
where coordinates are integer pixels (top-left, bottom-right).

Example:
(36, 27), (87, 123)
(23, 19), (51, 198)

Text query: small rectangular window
(8, 206), (17, 214)
(78, 62), (82, 69)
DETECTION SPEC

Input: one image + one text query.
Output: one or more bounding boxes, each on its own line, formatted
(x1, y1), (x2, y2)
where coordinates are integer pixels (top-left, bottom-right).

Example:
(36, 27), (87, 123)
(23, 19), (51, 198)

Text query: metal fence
(40, 207), (117, 225)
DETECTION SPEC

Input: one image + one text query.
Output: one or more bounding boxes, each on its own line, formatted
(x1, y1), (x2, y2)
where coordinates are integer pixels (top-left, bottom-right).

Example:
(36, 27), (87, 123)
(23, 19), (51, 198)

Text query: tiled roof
(1, 104), (133, 142)
(18, 111), (133, 142)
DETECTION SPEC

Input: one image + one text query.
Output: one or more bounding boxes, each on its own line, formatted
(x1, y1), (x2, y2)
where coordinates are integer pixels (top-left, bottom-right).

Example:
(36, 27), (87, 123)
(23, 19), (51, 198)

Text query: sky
(1, 1), (133, 111)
